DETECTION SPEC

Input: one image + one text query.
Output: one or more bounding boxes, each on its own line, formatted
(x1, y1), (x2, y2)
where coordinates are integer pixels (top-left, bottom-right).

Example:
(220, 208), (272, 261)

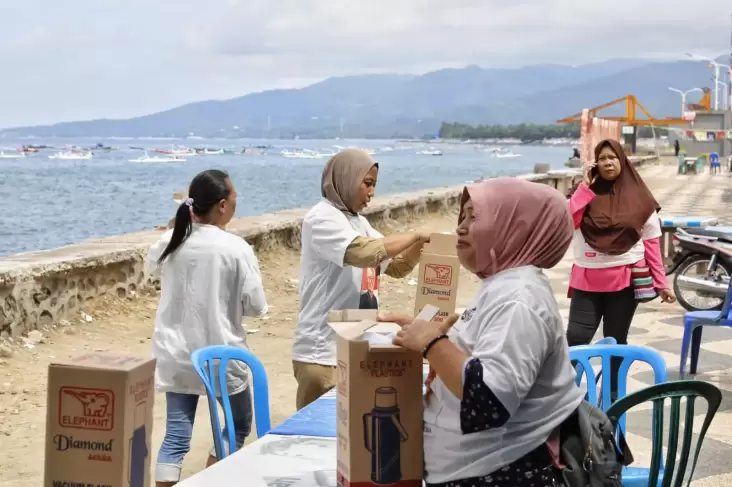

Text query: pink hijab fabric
(462, 178), (573, 278)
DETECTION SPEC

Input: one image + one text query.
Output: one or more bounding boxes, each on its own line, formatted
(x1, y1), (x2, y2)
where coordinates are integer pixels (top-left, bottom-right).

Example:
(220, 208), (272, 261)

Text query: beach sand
(0, 210), (478, 486)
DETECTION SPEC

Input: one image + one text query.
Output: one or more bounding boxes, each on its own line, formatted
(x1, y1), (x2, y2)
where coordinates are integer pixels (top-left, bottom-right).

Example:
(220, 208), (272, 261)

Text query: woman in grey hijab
(291, 149), (430, 409)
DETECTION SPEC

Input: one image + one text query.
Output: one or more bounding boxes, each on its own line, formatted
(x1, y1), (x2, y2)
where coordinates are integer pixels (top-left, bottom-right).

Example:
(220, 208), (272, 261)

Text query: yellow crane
(556, 91), (711, 126)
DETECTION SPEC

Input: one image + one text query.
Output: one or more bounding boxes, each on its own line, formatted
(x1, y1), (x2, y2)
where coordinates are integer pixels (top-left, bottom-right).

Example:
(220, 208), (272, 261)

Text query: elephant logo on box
(424, 264), (452, 286)
(59, 386), (115, 431)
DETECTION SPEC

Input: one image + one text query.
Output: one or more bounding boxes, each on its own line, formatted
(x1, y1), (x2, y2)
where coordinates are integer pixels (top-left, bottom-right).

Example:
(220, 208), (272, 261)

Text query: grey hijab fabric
(321, 149), (378, 214)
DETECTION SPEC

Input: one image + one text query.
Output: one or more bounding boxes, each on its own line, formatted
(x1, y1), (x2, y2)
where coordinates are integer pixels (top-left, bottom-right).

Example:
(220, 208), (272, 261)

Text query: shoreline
(0, 157), (659, 337)
(1, 143), (575, 257)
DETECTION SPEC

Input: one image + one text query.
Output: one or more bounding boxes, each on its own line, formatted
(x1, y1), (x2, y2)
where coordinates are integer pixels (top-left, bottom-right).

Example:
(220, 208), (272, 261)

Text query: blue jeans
(155, 388), (253, 482)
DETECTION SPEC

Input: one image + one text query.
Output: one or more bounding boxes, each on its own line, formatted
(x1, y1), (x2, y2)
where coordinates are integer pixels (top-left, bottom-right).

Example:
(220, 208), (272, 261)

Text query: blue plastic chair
(680, 279), (732, 376)
(569, 344), (668, 487)
(572, 336), (617, 387)
(191, 346), (271, 459)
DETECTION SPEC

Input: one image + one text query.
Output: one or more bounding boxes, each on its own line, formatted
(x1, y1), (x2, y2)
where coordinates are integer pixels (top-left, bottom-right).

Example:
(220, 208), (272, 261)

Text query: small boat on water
(417, 149), (443, 156)
(49, 150), (92, 160)
(490, 148), (522, 159)
(195, 148), (224, 156)
(155, 145), (196, 156)
(494, 152), (521, 159)
(0, 149), (26, 159)
(333, 145), (376, 155)
(129, 151), (186, 163)
(92, 143), (118, 151)
(281, 149), (324, 159)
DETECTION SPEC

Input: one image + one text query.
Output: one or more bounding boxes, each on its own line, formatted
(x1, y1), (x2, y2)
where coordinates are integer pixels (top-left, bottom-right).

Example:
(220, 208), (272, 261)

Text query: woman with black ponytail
(147, 169), (268, 486)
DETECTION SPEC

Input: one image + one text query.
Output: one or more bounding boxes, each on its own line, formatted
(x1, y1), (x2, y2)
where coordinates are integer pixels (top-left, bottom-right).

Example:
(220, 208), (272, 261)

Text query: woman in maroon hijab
(566, 140), (675, 399)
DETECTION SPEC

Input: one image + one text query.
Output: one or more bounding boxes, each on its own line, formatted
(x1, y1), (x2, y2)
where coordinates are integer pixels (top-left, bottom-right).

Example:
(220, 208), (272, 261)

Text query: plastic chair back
(569, 344), (667, 418)
(191, 345), (271, 459)
(572, 337), (616, 382)
(719, 279), (732, 322)
(701, 277), (732, 323)
(606, 380), (722, 487)
(710, 152), (720, 165)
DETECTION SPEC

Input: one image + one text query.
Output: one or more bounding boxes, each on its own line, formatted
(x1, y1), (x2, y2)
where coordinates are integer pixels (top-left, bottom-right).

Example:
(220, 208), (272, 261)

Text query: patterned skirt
(425, 443), (562, 487)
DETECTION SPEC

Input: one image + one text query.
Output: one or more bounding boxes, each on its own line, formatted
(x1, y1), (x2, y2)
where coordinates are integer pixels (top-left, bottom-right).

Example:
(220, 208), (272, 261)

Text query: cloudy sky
(0, 0), (730, 128)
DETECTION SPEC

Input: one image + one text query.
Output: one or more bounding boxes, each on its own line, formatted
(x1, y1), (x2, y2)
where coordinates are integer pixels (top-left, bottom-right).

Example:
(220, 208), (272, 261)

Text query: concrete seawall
(0, 156), (658, 336)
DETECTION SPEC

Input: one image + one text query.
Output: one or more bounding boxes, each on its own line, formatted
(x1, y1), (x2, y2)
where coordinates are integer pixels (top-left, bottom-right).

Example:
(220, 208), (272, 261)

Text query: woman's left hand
(658, 288), (676, 303)
(393, 314), (459, 353)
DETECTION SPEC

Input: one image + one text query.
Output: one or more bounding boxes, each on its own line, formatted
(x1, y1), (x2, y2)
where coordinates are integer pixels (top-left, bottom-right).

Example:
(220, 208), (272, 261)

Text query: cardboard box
(329, 310), (423, 487)
(414, 233), (460, 324)
(44, 353), (156, 487)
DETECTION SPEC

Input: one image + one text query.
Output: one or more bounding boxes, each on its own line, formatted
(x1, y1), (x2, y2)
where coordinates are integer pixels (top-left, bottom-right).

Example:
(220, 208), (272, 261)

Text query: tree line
(438, 122), (658, 142)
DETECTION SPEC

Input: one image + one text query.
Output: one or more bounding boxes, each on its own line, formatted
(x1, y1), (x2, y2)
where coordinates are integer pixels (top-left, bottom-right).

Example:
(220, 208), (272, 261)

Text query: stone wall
(0, 158), (655, 337)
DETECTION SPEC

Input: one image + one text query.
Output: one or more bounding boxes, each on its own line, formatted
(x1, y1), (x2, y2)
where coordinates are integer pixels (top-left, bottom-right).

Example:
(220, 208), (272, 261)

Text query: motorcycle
(666, 227), (732, 312)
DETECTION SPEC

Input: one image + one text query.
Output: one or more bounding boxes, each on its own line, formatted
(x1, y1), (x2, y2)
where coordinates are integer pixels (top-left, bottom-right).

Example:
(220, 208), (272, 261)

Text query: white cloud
(0, 0), (729, 128)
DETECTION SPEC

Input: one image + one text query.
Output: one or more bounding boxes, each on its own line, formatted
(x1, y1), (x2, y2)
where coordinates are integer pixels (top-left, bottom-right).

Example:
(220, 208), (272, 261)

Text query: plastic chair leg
(690, 326), (704, 375)
(680, 320), (693, 376)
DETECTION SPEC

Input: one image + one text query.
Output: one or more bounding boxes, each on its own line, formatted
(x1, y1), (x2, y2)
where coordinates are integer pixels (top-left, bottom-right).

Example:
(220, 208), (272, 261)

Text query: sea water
(0, 137), (570, 256)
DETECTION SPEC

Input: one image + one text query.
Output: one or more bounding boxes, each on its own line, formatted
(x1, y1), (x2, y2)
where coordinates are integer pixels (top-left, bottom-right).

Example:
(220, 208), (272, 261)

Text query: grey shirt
(423, 266), (584, 483)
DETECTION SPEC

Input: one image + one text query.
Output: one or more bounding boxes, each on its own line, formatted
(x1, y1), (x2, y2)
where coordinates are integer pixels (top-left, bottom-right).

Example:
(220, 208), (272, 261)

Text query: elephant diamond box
(414, 233), (461, 324)
(44, 352), (156, 487)
(328, 310), (423, 487)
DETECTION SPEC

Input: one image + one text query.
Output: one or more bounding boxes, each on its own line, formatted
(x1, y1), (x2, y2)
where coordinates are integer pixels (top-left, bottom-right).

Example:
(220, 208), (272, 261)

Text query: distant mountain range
(2, 57), (728, 139)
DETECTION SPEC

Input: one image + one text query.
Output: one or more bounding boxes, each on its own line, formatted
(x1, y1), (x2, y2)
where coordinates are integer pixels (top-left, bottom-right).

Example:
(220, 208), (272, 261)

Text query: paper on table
(416, 304), (440, 322)
(360, 331), (396, 345)
(360, 305), (440, 345)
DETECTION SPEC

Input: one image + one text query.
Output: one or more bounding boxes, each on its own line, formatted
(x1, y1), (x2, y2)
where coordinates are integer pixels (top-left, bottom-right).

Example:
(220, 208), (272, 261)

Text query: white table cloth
(177, 434), (338, 486)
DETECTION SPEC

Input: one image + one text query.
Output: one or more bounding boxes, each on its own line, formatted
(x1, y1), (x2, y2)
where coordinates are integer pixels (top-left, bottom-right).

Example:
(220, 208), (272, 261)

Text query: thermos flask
(362, 387), (409, 485)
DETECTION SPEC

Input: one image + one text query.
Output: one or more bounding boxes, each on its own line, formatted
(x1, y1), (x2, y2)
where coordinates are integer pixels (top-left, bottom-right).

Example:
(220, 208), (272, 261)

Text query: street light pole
(685, 53), (732, 111)
(707, 62), (732, 110)
(668, 87), (704, 116)
(712, 63), (721, 110)
(718, 81), (729, 111)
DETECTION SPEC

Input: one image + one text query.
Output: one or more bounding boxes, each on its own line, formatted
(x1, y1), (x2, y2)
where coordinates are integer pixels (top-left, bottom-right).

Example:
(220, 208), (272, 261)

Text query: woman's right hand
(583, 161), (598, 186)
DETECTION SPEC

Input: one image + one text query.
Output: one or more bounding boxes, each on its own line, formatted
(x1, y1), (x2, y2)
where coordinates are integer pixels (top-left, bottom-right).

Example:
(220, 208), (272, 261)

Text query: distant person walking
(674, 139), (680, 157)
(566, 140), (675, 400)
(292, 149), (429, 410)
(148, 169), (268, 486)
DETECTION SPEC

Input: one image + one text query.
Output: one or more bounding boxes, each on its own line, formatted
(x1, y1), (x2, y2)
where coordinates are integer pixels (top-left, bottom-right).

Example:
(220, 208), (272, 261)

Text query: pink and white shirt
(569, 183), (668, 293)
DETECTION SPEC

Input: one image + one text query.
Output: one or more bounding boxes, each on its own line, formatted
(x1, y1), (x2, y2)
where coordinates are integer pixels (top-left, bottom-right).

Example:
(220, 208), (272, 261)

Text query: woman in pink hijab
(383, 178), (584, 486)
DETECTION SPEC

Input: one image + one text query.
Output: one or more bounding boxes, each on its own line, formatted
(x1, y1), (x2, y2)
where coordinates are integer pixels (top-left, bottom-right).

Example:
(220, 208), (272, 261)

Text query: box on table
(328, 309), (423, 487)
(44, 353), (156, 487)
(414, 233), (460, 324)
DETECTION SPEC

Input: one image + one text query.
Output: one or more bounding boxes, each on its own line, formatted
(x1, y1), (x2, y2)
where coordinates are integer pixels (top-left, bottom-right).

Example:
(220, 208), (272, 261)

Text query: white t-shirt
(423, 266), (584, 484)
(147, 224), (268, 395)
(573, 212), (662, 268)
(292, 199), (386, 367)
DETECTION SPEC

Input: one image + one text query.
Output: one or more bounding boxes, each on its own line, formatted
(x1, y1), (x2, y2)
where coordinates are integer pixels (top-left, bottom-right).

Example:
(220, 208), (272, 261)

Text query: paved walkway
(547, 162), (732, 485)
